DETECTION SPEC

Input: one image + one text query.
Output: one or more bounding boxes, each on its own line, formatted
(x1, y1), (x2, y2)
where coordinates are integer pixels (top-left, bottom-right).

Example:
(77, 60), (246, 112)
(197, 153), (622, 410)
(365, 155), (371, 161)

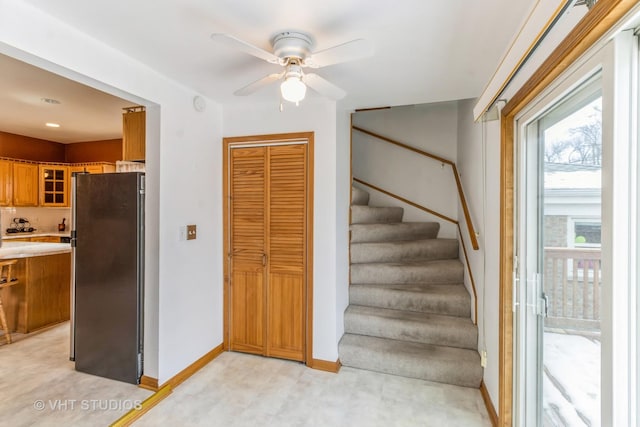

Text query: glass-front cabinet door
(39, 165), (69, 207)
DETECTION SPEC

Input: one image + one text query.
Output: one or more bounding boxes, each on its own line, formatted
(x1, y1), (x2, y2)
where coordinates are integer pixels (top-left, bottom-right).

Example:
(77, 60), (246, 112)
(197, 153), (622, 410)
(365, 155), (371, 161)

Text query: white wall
(0, 206), (70, 234)
(351, 103), (459, 238)
(456, 98), (501, 412)
(223, 99), (346, 362)
(335, 107), (351, 342)
(0, 0), (224, 384)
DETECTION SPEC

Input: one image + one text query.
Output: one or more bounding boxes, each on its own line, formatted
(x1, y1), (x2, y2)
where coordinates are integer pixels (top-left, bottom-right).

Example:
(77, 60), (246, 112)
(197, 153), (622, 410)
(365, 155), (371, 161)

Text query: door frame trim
(222, 132), (315, 366)
(498, 1), (636, 424)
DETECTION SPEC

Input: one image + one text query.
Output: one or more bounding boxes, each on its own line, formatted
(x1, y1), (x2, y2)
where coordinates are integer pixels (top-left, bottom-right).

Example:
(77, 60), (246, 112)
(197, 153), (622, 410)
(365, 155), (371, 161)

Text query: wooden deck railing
(352, 125), (479, 250)
(543, 247), (601, 328)
(353, 177), (478, 325)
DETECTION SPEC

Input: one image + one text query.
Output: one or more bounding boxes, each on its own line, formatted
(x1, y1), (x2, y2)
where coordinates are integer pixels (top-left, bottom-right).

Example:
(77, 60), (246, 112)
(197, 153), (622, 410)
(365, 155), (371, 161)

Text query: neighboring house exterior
(544, 164), (601, 249)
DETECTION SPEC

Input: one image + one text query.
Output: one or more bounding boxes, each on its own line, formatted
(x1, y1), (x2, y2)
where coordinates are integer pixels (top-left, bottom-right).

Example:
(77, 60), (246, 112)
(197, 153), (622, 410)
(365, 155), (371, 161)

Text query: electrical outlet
(481, 350), (487, 368)
(187, 224), (197, 240)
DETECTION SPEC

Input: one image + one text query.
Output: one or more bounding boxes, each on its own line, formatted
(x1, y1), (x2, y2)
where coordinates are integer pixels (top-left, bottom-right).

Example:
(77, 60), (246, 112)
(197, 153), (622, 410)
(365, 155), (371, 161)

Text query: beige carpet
(0, 321), (491, 426)
(136, 351), (491, 427)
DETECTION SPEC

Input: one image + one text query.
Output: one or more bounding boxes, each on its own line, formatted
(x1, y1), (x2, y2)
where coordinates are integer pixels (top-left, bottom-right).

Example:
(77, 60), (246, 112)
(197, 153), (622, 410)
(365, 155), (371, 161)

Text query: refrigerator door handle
(69, 173), (78, 361)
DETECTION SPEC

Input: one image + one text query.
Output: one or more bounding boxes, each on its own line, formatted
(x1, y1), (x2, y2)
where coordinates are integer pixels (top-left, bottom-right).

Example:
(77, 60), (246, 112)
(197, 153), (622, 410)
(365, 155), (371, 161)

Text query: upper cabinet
(0, 159), (13, 206)
(13, 162), (39, 206)
(69, 164), (116, 175)
(1, 158), (114, 207)
(39, 165), (69, 207)
(122, 106), (145, 162)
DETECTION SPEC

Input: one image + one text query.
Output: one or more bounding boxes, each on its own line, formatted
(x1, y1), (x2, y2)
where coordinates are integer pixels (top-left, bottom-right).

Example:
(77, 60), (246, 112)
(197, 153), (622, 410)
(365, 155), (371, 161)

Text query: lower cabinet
(30, 236), (63, 243)
(0, 253), (71, 333)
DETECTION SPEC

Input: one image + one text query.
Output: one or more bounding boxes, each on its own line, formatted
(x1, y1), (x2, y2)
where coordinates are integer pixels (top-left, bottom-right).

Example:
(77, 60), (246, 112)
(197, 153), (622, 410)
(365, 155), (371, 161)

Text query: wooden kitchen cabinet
(0, 159), (12, 206)
(39, 165), (69, 207)
(122, 107), (146, 161)
(69, 163), (116, 175)
(12, 162), (39, 206)
(0, 253), (70, 333)
(30, 236), (63, 243)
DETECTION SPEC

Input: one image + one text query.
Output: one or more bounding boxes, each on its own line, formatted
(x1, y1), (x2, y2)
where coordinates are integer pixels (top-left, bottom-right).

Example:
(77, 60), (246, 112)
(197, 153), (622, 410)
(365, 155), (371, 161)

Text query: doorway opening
(515, 74), (602, 426)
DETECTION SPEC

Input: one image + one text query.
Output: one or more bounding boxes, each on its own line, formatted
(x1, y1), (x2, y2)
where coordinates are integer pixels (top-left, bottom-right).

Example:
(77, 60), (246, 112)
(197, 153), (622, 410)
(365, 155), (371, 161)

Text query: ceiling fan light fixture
(280, 76), (306, 104)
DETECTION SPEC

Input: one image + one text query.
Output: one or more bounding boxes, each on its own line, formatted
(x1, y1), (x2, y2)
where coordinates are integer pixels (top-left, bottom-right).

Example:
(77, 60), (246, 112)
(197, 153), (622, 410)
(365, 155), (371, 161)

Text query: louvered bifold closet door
(229, 147), (267, 354)
(266, 144), (306, 361)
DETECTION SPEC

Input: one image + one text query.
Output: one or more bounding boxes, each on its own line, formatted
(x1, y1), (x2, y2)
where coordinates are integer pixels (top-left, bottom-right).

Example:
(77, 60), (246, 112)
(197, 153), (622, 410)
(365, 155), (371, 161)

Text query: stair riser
(338, 336), (483, 388)
(350, 223), (440, 243)
(351, 206), (404, 224)
(349, 285), (470, 317)
(351, 186), (370, 206)
(351, 262), (463, 284)
(344, 312), (477, 350)
(351, 239), (458, 264)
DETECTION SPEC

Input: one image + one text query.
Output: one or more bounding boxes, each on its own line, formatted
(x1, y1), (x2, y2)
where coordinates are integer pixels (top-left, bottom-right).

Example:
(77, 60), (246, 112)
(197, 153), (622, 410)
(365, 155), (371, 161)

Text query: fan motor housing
(272, 31), (313, 60)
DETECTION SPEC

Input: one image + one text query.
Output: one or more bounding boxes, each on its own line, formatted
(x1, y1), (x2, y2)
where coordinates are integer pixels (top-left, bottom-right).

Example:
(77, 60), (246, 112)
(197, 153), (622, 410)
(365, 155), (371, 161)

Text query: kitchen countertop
(0, 241), (71, 259)
(2, 232), (71, 240)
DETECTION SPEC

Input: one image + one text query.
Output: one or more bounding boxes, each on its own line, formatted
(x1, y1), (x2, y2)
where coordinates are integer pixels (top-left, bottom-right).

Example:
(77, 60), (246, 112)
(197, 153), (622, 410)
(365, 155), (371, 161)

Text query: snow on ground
(543, 332), (600, 426)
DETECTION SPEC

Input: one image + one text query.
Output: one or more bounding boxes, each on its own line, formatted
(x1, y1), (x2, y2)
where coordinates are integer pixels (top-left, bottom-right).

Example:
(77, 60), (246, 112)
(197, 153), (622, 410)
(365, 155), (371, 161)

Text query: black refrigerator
(70, 172), (144, 384)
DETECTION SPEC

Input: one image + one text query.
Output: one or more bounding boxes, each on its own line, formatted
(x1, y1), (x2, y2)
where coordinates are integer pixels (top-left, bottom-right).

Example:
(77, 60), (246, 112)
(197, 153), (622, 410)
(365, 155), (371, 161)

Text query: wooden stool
(0, 260), (19, 344)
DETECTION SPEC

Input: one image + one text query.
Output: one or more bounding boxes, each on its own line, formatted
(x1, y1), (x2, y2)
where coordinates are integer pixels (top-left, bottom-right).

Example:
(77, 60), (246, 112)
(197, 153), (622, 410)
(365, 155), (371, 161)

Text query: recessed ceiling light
(46, 122), (60, 128)
(41, 97), (61, 105)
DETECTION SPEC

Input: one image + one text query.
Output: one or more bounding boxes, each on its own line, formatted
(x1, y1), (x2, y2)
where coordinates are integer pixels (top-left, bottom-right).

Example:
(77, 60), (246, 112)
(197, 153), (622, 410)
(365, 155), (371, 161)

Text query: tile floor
(0, 322), (152, 427)
(1, 322), (492, 427)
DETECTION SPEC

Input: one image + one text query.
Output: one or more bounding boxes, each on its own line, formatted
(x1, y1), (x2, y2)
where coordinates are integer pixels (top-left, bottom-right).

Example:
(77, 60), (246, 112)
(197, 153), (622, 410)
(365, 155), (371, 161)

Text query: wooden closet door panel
(266, 144), (306, 361)
(229, 147), (267, 353)
(230, 271), (264, 354)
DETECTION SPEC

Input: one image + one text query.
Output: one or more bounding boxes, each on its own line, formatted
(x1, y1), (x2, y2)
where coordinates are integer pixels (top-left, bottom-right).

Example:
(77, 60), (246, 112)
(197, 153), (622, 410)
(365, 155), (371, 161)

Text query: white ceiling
(0, 53), (135, 143)
(4, 0), (536, 143)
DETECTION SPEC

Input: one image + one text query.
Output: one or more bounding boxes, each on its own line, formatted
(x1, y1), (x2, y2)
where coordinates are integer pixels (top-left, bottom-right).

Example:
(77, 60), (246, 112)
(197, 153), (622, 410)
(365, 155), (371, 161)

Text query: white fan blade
(211, 33), (280, 64)
(305, 39), (373, 68)
(234, 72), (283, 96)
(302, 73), (346, 100)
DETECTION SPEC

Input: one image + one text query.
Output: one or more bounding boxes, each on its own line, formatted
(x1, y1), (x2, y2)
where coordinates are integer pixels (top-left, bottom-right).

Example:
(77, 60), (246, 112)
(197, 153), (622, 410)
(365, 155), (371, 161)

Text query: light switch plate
(187, 224), (197, 240)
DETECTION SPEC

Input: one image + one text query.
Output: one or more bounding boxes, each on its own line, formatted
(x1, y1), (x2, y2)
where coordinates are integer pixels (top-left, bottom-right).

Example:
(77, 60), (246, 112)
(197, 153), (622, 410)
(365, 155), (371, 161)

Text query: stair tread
(351, 206), (404, 224)
(350, 222), (440, 243)
(351, 282), (467, 291)
(351, 186), (370, 206)
(345, 305), (477, 349)
(351, 259), (464, 285)
(352, 238), (457, 244)
(350, 238), (459, 263)
(351, 221), (440, 227)
(349, 282), (470, 317)
(339, 334), (483, 388)
(354, 258), (462, 267)
(340, 333), (480, 361)
(346, 304), (474, 327)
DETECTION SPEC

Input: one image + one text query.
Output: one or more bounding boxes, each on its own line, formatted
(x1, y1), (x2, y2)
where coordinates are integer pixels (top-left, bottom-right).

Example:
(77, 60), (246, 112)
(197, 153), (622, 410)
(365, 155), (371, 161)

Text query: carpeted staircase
(338, 185), (483, 388)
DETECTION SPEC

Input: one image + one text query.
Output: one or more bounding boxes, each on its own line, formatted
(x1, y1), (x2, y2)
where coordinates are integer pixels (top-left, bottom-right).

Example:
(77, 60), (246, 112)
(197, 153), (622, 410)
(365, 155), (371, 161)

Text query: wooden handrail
(353, 177), (478, 324)
(352, 125), (480, 250)
(353, 178), (456, 224)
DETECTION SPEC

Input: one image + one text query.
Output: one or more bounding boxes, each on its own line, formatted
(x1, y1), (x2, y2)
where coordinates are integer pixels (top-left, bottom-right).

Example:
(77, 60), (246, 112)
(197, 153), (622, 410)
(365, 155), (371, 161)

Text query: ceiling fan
(211, 31), (373, 105)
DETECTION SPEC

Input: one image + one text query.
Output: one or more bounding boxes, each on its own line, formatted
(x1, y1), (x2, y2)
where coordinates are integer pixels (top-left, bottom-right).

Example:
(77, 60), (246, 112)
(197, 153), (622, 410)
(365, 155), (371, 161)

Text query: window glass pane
(575, 222), (601, 244)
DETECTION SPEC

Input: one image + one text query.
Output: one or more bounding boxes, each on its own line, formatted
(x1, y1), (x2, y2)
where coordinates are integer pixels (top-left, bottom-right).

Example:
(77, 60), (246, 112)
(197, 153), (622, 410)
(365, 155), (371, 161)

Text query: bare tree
(544, 140), (573, 163)
(568, 106), (602, 165)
